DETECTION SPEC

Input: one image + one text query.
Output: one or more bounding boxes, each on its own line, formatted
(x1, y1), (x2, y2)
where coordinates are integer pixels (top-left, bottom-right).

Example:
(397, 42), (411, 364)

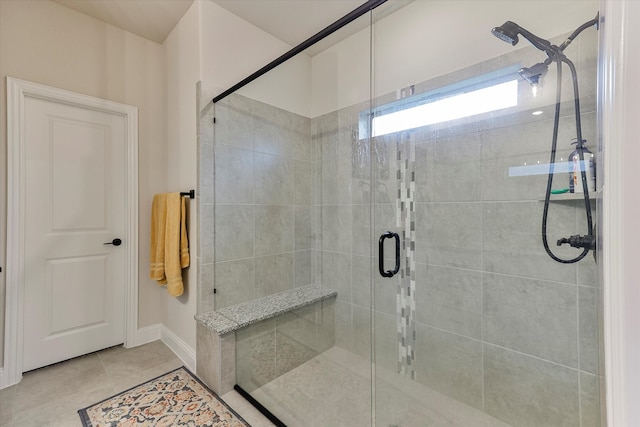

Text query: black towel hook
(180, 190), (195, 199)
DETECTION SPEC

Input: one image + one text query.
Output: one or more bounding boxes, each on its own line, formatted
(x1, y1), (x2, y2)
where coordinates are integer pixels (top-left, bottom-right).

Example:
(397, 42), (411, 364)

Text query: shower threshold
(234, 383), (287, 426)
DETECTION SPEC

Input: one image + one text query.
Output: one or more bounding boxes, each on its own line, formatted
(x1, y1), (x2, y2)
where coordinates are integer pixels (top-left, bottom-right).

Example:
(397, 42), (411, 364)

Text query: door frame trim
(2, 77), (139, 388)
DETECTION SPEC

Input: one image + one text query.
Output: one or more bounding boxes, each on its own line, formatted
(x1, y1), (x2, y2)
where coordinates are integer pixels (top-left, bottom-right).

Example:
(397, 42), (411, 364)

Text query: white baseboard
(132, 323), (196, 372)
(160, 325), (196, 372)
(134, 324), (162, 346)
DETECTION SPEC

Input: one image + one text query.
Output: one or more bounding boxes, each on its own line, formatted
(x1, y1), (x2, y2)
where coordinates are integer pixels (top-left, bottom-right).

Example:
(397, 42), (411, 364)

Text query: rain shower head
(519, 62), (549, 86)
(491, 21), (520, 46)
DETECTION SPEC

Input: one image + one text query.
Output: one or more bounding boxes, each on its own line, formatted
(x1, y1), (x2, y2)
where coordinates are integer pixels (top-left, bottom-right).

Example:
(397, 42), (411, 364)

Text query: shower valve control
(557, 234), (595, 250)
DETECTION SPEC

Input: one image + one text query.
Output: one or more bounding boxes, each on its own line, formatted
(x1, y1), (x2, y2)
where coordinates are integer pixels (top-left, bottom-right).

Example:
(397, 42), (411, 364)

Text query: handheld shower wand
(491, 21), (555, 53)
(491, 14), (599, 264)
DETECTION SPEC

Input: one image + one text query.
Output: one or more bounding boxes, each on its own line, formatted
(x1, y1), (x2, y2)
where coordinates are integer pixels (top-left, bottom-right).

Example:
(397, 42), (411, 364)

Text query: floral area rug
(78, 367), (250, 426)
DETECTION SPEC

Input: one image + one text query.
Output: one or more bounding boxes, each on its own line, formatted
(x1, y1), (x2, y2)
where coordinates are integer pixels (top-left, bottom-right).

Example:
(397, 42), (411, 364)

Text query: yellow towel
(180, 195), (190, 269)
(150, 192), (190, 297)
(150, 193), (167, 284)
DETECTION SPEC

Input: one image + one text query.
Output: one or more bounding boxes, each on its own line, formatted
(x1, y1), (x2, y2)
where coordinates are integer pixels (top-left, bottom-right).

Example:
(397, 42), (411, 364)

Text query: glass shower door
(205, 0), (601, 425)
(371, 1), (601, 426)
(209, 8), (379, 426)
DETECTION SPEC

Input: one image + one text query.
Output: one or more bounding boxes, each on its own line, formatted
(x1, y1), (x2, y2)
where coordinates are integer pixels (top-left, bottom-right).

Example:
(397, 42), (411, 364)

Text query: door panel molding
(2, 77), (138, 388)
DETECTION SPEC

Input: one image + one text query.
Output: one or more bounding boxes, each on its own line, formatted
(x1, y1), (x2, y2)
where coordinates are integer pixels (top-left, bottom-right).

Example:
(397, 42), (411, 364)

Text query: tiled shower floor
(249, 346), (511, 427)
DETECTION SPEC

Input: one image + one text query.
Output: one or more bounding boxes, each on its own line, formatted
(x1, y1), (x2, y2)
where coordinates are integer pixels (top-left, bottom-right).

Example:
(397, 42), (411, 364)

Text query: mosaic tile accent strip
(395, 131), (417, 380)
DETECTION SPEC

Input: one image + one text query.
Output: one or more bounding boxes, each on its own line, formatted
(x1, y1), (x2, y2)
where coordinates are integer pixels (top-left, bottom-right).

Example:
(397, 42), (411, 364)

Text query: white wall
(311, 0), (598, 117)
(601, 1), (640, 425)
(199, 0), (311, 117)
(237, 56), (312, 118)
(621, 5), (640, 418)
(0, 0), (166, 368)
(161, 0), (202, 360)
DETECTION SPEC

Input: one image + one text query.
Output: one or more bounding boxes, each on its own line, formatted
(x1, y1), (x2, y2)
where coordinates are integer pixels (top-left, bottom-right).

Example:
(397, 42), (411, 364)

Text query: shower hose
(541, 17), (597, 263)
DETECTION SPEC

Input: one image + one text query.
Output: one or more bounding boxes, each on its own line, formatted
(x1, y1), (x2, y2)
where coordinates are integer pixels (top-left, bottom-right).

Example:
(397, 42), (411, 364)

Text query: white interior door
(21, 95), (127, 371)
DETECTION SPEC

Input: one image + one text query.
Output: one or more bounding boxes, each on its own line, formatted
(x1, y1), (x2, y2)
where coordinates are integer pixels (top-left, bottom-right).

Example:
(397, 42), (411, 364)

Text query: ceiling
(52, 0), (194, 44)
(212, 0), (366, 46)
(52, 0), (367, 46)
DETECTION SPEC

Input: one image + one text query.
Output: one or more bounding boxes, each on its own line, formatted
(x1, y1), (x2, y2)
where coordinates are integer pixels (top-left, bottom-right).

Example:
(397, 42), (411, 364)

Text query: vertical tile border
(396, 131), (417, 379)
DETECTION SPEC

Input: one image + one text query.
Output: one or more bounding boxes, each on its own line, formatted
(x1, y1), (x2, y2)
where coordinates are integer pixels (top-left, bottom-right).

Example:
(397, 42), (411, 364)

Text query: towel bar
(180, 190), (195, 199)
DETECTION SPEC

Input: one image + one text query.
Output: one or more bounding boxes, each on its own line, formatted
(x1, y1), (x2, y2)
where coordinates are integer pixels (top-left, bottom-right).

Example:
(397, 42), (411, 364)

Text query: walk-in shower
(197, 1), (604, 426)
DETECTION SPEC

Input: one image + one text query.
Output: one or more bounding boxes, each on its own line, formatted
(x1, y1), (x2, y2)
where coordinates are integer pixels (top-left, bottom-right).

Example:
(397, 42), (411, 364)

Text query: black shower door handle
(379, 231), (400, 278)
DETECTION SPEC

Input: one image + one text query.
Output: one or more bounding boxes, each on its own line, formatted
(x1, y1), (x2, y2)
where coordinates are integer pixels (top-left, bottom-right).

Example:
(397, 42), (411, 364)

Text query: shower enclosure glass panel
(205, 1), (602, 426)
(370, 1), (601, 426)
(211, 10), (376, 426)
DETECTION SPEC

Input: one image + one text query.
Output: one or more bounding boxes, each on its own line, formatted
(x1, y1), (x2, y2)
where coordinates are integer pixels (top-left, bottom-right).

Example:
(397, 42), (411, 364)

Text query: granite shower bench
(195, 284), (337, 395)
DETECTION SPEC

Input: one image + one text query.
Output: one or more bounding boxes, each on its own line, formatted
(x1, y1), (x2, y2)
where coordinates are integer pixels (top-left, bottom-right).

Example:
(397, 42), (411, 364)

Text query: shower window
(361, 65), (521, 138)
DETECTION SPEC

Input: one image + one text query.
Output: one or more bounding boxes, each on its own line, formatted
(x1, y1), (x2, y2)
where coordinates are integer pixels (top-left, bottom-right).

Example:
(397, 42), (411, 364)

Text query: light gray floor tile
(14, 353), (107, 414)
(0, 384), (16, 426)
(98, 340), (178, 383)
(1, 340), (271, 427)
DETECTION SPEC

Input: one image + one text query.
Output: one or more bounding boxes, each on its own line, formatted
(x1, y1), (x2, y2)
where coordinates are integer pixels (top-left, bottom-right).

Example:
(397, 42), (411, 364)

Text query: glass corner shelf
(539, 192), (597, 202)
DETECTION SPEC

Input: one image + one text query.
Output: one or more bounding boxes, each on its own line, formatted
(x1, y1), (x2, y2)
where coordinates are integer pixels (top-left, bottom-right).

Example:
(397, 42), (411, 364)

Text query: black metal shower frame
(212, 0), (388, 104)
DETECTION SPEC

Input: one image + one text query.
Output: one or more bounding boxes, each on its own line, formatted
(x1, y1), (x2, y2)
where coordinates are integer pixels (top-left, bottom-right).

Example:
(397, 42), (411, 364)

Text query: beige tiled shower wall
(197, 82), (215, 314)
(315, 31), (601, 427)
(199, 92), (316, 313)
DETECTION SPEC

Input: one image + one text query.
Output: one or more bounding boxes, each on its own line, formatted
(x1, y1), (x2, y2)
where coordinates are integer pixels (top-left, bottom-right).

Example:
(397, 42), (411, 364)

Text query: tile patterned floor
(0, 341), (273, 427)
